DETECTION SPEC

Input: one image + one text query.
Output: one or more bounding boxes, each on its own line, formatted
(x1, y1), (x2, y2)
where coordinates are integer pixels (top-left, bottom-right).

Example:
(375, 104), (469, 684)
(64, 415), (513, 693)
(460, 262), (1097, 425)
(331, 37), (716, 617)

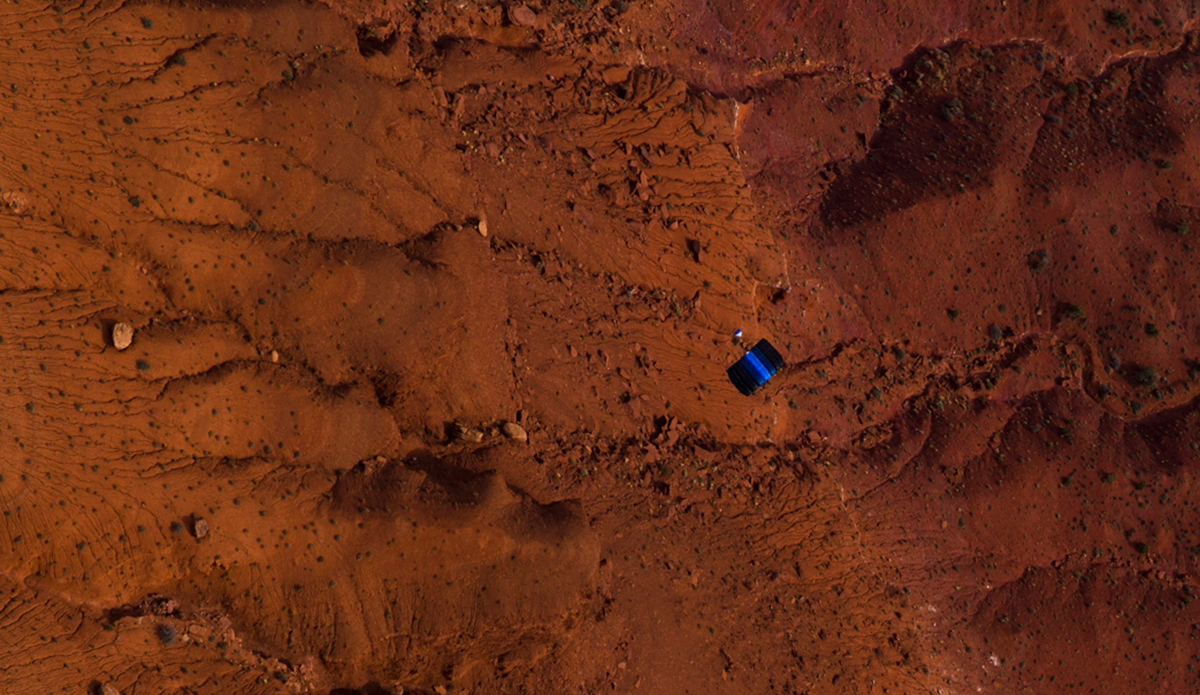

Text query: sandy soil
(4, 0), (1200, 693)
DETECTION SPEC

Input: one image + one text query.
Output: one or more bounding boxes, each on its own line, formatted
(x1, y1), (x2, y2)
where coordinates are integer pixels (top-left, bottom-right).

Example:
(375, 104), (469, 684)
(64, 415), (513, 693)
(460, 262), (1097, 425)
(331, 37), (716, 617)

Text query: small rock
(600, 65), (631, 84)
(112, 322), (134, 350)
(509, 4), (536, 26)
(502, 422), (528, 442)
(477, 217), (488, 237)
(100, 684), (122, 695)
(456, 424), (483, 443)
(270, 350), (279, 363)
(193, 518), (209, 540)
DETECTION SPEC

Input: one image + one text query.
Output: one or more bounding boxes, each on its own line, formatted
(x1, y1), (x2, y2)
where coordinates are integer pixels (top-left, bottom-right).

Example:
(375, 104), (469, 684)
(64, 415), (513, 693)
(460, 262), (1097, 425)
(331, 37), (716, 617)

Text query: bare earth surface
(4, 0), (1200, 693)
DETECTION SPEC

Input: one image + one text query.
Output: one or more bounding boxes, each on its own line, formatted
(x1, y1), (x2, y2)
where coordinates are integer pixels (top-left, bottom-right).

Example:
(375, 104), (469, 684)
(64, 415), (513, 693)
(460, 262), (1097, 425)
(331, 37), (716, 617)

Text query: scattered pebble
(477, 217), (488, 237)
(100, 684), (122, 695)
(112, 322), (134, 350)
(193, 517), (209, 540)
(509, 4), (537, 26)
(270, 350), (279, 363)
(502, 422), (528, 442)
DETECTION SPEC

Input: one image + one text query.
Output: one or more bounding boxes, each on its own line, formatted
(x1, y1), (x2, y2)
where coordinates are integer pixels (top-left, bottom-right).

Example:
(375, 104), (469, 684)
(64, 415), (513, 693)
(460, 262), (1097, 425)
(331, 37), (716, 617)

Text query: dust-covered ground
(4, 0), (1200, 693)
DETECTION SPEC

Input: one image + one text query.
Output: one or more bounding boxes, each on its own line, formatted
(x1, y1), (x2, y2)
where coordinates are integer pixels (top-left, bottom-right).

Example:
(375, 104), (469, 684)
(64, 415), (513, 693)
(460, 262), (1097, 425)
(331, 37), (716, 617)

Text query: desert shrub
(1134, 365), (1159, 387)
(1027, 249), (1048, 270)
(157, 623), (177, 645)
(937, 97), (964, 122)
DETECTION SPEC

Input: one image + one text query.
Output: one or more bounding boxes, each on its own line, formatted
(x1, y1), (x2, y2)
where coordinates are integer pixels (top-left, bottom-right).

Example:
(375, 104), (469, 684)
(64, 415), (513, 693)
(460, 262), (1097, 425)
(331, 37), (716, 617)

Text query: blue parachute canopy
(727, 338), (785, 395)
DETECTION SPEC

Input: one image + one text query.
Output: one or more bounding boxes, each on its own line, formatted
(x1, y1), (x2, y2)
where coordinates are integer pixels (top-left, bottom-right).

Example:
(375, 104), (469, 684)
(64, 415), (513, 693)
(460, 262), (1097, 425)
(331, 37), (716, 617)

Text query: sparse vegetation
(1028, 250), (1049, 270)
(1134, 366), (1159, 387)
(937, 97), (964, 122)
(1105, 9), (1129, 28)
(156, 623), (177, 644)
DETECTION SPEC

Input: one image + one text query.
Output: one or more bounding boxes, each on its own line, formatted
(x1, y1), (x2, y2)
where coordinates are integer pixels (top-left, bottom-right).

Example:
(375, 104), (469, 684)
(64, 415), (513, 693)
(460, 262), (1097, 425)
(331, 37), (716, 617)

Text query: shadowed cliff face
(3, 0), (1200, 693)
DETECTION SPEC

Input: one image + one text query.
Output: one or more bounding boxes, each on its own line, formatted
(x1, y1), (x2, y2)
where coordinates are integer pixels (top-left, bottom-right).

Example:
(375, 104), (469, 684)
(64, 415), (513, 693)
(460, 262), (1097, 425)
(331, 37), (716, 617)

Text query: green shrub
(1134, 366), (1159, 387)
(1027, 250), (1048, 270)
(1105, 9), (1128, 28)
(156, 623), (177, 644)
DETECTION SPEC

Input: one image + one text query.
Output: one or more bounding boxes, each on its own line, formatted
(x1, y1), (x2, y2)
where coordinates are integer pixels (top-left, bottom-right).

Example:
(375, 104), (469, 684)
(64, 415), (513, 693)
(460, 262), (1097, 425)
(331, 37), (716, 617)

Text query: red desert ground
(2, 0), (1200, 693)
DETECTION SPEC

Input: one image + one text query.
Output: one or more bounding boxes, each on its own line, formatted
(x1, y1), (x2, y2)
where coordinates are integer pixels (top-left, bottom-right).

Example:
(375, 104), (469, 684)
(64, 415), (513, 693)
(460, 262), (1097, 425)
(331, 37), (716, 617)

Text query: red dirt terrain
(4, 0), (1200, 693)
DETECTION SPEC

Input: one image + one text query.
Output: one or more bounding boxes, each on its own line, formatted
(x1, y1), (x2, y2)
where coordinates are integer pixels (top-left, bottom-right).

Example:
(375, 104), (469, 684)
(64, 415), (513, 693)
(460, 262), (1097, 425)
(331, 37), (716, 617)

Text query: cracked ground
(3, 0), (1200, 693)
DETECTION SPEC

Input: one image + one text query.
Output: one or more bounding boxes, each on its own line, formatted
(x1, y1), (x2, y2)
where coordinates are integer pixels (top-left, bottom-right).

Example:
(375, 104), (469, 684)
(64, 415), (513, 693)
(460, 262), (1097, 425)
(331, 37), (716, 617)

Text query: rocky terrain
(3, 0), (1200, 693)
